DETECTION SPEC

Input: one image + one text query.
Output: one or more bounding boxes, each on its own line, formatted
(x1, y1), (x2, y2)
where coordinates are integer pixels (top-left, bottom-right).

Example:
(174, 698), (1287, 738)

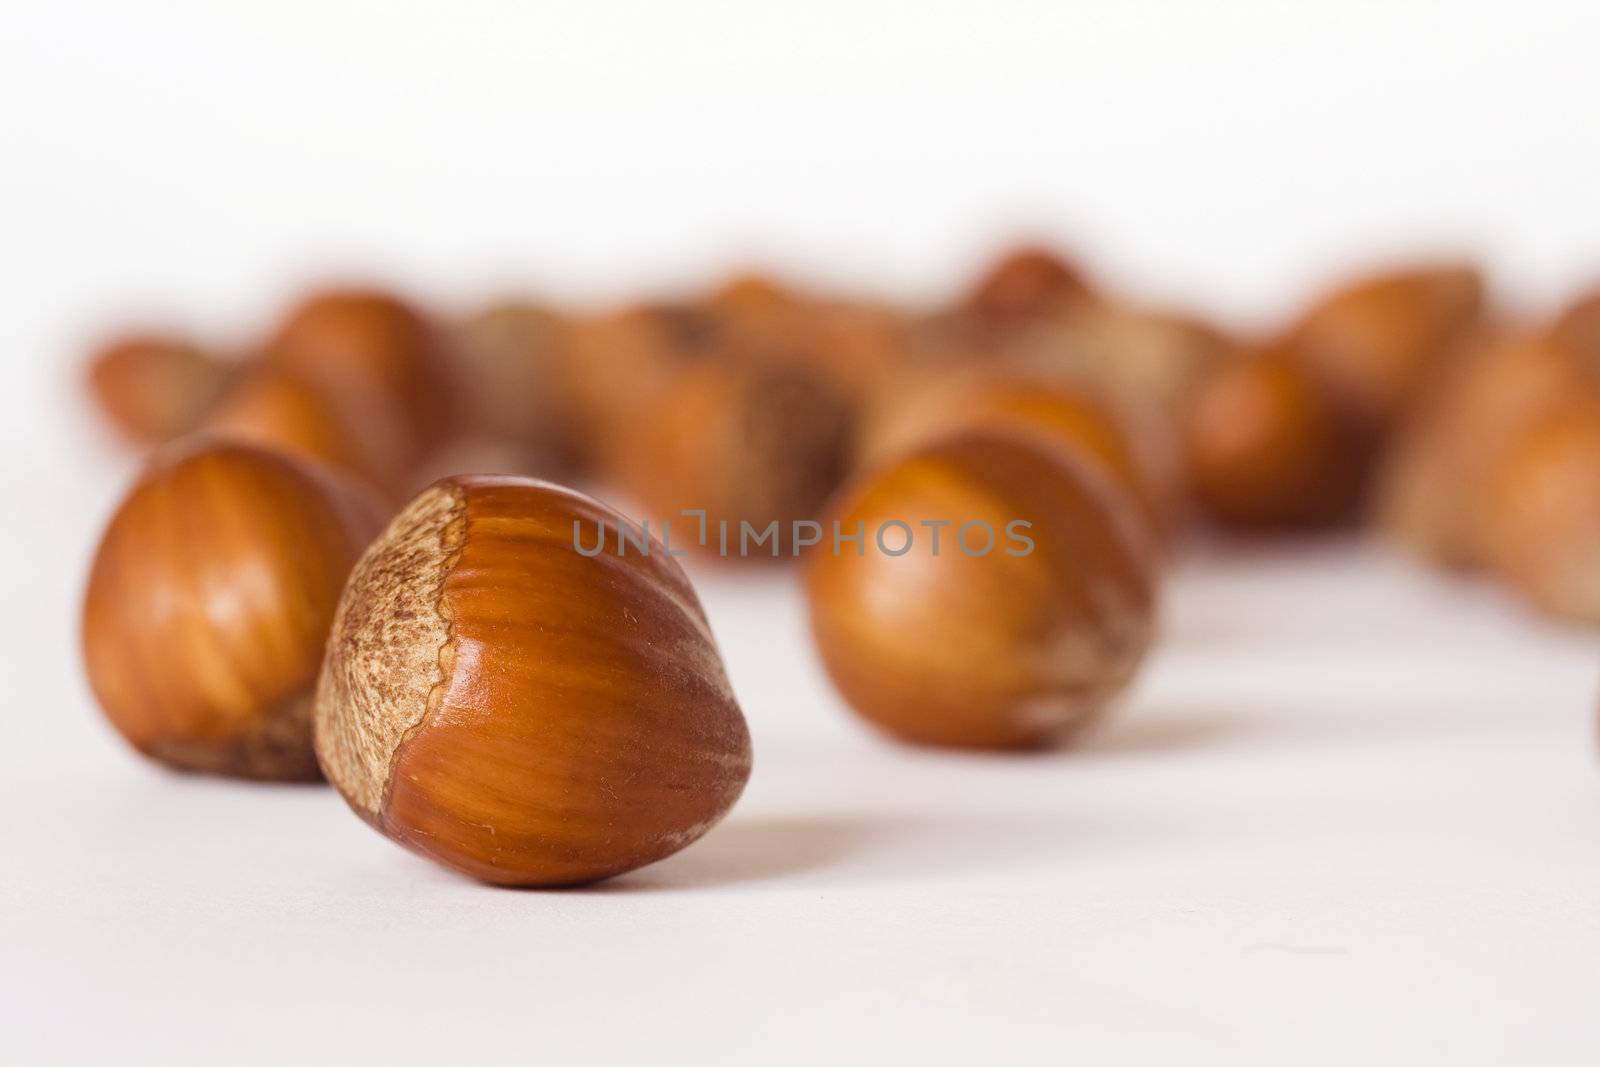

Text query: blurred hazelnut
(1477, 398), (1600, 624)
(450, 300), (579, 471)
(1375, 333), (1597, 567)
(607, 357), (853, 559)
(962, 245), (1093, 328)
(1286, 263), (1484, 432)
(806, 431), (1156, 749)
(1183, 347), (1369, 530)
(1004, 300), (1234, 421)
(82, 442), (384, 780)
(857, 369), (1175, 545)
(204, 367), (414, 500)
(267, 287), (451, 455)
(1552, 288), (1600, 363)
(85, 334), (235, 445)
(563, 302), (726, 449)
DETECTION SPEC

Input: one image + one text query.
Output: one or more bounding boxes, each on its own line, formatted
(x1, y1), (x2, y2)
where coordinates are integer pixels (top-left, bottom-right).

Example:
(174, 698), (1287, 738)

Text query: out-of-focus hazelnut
(203, 367), (414, 500)
(1286, 263), (1484, 433)
(1183, 347), (1369, 530)
(1004, 300), (1234, 421)
(450, 300), (578, 471)
(1551, 288), (1600, 363)
(962, 245), (1093, 328)
(607, 357), (853, 559)
(805, 431), (1156, 749)
(85, 334), (235, 445)
(856, 369), (1176, 545)
(563, 302), (726, 451)
(1477, 398), (1600, 624)
(266, 288), (451, 455)
(1375, 332), (1597, 568)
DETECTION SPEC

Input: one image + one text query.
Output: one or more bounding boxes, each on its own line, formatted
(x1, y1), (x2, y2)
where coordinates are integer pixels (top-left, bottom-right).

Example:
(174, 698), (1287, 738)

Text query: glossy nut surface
(1287, 263), (1483, 431)
(805, 432), (1156, 750)
(82, 442), (383, 780)
(86, 334), (233, 445)
(267, 287), (451, 453)
(1183, 348), (1368, 529)
(858, 371), (1171, 545)
(608, 358), (851, 559)
(314, 476), (753, 886)
(963, 245), (1092, 327)
(1477, 399), (1600, 623)
(204, 367), (414, 500)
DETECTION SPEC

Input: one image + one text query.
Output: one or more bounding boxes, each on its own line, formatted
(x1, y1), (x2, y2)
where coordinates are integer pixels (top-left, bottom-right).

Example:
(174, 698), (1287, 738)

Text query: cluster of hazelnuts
(79, 247), (1600, 887)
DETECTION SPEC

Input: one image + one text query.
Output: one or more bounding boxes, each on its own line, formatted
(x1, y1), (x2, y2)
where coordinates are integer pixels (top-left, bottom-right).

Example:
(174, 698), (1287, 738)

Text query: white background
(3, 2), (1600, 1063)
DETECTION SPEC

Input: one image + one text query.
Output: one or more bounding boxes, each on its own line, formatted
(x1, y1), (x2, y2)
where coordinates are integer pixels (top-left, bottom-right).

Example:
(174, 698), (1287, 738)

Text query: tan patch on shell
(313, 485), (464, 817)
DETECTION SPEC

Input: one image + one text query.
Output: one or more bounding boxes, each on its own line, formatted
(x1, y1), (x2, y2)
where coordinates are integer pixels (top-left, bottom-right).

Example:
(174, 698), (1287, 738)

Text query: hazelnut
(1286, 263), (1484, 432)
(314, 476), (752, 886)
(857, 369), (1175, 545)
(449, 300), (579, 471)
(1002, 300), (1233, 421)
(962, 245), (1093, 328)
(563, 302), (725, 448)
(81, 442), (384, 780)
(204, 367), (415, 500)
(266, 287), (452, 455)
(1183, 347), (1369, 530)
(805, 431), (1156, 749)
(1552, 288), (1600, 363)
(606, 356), (853, 559)
(1476, 398), (1600, 624)
(85, 334), (235, 445)
(1374, 332), (1596, 567)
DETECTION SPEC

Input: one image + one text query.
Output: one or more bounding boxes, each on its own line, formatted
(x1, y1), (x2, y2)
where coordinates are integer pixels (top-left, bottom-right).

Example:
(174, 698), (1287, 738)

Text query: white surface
(4, 540), (1599, 1065)
(4, 3), (1600, 1064)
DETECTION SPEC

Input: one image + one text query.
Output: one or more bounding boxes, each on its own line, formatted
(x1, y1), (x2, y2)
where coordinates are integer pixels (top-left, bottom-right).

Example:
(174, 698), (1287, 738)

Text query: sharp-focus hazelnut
(1374, 333), (1596, 567)
(85, 334), (235, 445)
(1286, 263), (1484, 432)
(805, 431), (1156, 749)
(204, 367), (415, 500)
(1476, 398), (1600, 624)
(82, 442), (384, 780)
(857, 370), (1175, 545)
(449, 301), (578, 471)
(267, 287), (452, 454)
(1183, 347), (1369, 530)
(314, 476), (752, 886)
(607, 357), (853, 559)
(962, 245), (1093, 328)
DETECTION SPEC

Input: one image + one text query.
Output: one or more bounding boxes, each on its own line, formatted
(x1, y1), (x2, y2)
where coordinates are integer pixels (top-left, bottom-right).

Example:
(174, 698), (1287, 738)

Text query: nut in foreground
(314, 475), (753, 886)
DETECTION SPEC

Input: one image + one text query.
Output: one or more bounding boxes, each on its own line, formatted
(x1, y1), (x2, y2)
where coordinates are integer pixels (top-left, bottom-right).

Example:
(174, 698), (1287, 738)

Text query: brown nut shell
(314, 476), (753, 886)
(1183, 347), (1369, 530)
(1374, 332), (1598, 568)
(204, 367), (415, 500)
(267, 287), (451, 454)
(81, 442), (385, 780)
(1287, 263), (1483, 432)
(86, 335), (235, 445)
(1477, 399), (1600, 624)
(606, 358), (853, 560)
(805, 431), (1156, 750)
(962, 245), (1093, 328)
(857, 370), (1174, 546)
